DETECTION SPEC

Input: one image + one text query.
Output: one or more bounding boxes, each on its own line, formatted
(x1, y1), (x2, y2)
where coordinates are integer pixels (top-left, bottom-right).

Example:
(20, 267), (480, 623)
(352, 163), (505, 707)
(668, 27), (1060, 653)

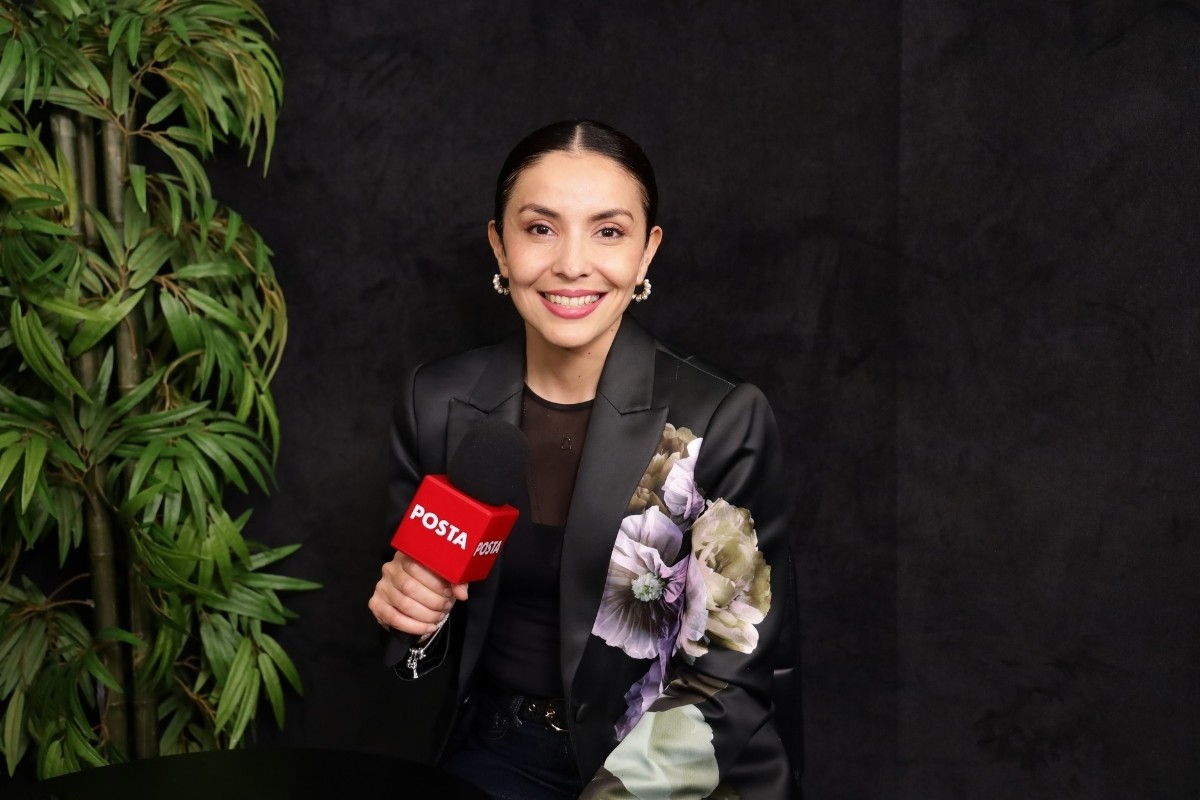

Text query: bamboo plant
(0, 0), (316, 779)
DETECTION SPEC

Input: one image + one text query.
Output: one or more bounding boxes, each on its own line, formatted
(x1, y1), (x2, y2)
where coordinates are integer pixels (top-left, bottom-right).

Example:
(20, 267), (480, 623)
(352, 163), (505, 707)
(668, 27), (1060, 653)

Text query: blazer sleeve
(582, 382), (791, 798)
(381, 364), (453, 676)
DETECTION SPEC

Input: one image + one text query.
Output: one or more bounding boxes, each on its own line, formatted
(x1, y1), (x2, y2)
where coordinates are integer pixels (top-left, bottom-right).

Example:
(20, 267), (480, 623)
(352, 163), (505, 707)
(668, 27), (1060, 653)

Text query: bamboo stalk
(54, 112), (131, 760)
(104, 116), (159, 761)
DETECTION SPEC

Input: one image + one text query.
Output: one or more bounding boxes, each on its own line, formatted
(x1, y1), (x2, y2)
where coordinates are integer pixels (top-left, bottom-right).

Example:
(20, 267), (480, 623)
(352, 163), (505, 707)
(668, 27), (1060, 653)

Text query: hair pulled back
(493, 120), (658, 239)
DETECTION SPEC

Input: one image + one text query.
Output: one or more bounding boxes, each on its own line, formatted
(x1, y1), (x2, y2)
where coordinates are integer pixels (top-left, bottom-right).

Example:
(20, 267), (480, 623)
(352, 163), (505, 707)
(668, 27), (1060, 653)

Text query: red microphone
(390, 418), (529, 584)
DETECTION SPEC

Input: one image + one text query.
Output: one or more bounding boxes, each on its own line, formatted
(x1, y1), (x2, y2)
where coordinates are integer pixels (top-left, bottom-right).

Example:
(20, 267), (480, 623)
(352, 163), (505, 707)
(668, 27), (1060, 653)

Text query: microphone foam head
(447, 417), (531, 507)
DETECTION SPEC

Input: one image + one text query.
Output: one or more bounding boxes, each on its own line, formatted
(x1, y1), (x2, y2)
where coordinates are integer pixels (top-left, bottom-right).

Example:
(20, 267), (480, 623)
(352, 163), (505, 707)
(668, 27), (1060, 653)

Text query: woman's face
(489, 151), (662, 360)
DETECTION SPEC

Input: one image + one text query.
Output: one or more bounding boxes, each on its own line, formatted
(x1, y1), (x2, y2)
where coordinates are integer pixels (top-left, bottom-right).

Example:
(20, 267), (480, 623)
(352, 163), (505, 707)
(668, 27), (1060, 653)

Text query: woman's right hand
(369, 551), (469, 636)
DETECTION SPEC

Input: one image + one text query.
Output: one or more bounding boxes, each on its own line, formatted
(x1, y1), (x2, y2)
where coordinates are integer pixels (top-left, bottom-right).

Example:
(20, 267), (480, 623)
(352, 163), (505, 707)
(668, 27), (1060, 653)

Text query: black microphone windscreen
(447, 417), (530, 507)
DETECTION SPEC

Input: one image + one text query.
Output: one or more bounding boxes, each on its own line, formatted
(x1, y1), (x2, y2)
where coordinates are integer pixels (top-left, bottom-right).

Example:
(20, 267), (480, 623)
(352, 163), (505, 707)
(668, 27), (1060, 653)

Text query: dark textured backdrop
(216, 1), (1199, 798)
(7, 0), (1198, 797)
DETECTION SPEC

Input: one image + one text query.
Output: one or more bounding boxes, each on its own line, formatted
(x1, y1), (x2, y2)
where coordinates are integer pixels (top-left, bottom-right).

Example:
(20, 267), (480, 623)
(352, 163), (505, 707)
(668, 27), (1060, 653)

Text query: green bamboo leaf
(120, 402), (209, 432)
(206, 584), (286, 624)
(227, 667), (259, 748)
(3, 687), (28, 776)
(256, 651), (284, 727)
(165, 13), (192, 44)
(107, 12), (134, 56)
(19, 617), (47, 687)
(176, 455), (208, 536)
(44, 434), (85, 471)
(94, 627), (147, 647)
(67, 290), (147, 358)
(64, 719), (106, 768)
(122, 479), (170, 517)
(52, 485), (83, 565)
(207, 522), (232, 593)
(10, 214), (74, 238)
(143, 88), (183, 126)
(214, 635), (254, 731)
(154, 139), (210, 204)
(39, 88), (107, 121)
(218, 433), (270, 493)
(0, 438), (26, 495)
(128, 163), (147, 211)
(158, 704), (192, 755)
(127, 436), (166, 497)
(161, 486), (182, 536)
(20, 34), (38, 113)
(0, 385), (53, 419)
(236, 573), (321, 592)
(127, 233), (178, 289)
(28, 239), (75, 282)
(164, 179), (184, 235)
(126, 15), (144, 65)
(0, 38), (23, 102)
(172, 262), (242, 280)
(184, 288), (253, 333)
(212, 507), (250, 565)
(190, 431), (247, 493)
(111, 54), (130, 117)
(39, 737), (64, 780)
(254, 632), (302, 693)
(235, 371), (255, 421)
(166, 125), (206, 149)
(9, 197), (60, 213)
(23, 308), (88, 398)
(26, 294), (110, 323)
(19, 434), (47, 513)
(123, 188), (146, 251)
(0, 131), (31, 150)
(246, 542), (299, 572)
(61, 47), (109, 99)
(222, 210), (241, 253)
(0, 430), (21, 450)
(158, 291), (201, 355)
(199, 614), (237, 685)
(258, 390), (280, 460)
(0, 630), (24, 696)
(86, 205), (125, 268)
(81, 651), (123, 693)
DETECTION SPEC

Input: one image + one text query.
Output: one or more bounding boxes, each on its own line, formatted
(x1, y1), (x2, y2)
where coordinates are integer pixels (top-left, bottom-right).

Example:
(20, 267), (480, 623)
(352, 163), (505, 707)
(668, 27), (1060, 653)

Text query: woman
(368, 120), (793, 798)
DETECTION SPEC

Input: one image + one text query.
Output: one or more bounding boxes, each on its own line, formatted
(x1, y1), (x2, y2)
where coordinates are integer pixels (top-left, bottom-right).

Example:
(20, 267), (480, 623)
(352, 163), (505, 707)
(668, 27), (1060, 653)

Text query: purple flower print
(591, 508), (690, 660)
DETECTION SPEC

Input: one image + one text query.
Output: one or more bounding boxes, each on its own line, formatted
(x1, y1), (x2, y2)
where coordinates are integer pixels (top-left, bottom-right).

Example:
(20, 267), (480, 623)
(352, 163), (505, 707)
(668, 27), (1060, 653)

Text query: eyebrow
(516, 204), (635, 223)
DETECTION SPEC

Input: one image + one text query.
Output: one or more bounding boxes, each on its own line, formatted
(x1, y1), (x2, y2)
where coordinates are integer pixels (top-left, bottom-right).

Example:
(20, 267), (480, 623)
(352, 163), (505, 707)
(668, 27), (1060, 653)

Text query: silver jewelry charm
(632, 279), (652, 302)
(492, 273), (510, 296)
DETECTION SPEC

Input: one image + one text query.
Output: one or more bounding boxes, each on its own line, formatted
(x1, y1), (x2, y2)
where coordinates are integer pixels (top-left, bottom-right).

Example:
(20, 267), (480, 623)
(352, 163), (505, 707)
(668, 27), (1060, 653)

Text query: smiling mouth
(542, 293), (602, 308)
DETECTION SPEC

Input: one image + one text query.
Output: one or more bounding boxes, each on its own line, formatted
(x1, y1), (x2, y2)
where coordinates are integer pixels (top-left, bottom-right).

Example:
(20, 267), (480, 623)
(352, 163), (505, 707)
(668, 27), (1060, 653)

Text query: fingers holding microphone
(369, 551), (456, 636)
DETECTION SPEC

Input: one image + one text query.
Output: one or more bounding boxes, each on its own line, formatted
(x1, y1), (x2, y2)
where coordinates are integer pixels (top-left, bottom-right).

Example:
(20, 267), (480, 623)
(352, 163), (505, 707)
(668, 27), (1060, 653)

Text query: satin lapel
(450, 336), (524, 699)
(560, 317), (667, 694)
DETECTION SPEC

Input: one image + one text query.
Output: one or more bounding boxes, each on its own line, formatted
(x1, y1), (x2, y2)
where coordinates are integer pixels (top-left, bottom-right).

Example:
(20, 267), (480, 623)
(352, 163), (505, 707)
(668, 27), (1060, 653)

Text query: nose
(554, 232), (591, 279)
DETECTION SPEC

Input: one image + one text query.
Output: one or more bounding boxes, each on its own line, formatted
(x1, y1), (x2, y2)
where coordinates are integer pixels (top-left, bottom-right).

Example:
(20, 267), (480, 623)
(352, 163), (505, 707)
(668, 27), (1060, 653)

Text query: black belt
(516, 696), (568, 733)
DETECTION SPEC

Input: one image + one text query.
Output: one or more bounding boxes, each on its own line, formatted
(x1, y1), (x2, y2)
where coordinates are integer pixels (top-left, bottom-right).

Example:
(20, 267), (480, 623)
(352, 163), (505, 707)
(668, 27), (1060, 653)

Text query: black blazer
(385, 315), (794, 798)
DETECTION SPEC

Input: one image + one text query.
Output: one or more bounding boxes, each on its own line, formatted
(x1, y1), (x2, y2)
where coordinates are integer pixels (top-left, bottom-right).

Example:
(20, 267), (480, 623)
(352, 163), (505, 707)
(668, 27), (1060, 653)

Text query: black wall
(21, 1), (1189, 798)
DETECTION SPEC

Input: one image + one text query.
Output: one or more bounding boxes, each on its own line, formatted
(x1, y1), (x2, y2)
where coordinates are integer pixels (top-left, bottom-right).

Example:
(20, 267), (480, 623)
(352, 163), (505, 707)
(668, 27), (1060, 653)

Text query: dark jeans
(441, 689), (583, 800)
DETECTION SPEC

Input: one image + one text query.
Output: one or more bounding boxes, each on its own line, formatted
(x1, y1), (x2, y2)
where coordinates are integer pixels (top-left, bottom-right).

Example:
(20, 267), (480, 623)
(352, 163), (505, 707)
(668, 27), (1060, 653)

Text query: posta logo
(408, 504), (470, 550)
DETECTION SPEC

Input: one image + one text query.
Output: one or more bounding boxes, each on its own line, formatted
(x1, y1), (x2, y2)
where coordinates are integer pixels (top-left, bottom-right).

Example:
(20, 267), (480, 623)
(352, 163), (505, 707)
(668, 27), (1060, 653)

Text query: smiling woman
(367, 120), (795, 799)
(488, 150), (662, 401)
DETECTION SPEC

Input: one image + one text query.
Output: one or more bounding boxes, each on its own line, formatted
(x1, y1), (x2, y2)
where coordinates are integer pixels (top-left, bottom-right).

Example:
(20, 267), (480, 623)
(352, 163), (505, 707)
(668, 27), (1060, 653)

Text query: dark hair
(492, 120), (658, 239)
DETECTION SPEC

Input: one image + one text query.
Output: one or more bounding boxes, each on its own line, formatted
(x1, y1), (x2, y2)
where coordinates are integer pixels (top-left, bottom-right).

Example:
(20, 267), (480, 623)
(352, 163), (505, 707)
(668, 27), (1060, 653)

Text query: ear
(487, 221), (508, 277)
(637, 225), (663, 285)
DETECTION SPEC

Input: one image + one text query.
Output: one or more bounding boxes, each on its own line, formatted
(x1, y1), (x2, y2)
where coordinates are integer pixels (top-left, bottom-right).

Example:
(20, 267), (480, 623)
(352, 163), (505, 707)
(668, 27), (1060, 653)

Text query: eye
(598, 226), (624, 239)
(527, 223), (553, 236)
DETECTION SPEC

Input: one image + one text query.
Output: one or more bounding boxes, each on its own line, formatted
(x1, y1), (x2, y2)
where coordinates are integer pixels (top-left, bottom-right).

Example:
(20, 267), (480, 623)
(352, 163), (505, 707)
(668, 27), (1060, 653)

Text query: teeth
(544, 293), (600, 308)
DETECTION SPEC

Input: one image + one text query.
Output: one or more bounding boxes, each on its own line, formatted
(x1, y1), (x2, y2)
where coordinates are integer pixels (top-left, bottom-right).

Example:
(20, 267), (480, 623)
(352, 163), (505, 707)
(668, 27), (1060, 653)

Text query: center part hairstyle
(493, 119), (659, 239)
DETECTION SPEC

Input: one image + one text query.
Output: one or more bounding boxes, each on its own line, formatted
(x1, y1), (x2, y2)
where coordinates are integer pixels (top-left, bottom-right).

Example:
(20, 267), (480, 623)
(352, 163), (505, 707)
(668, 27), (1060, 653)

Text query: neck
(523, 323), (619, 404)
